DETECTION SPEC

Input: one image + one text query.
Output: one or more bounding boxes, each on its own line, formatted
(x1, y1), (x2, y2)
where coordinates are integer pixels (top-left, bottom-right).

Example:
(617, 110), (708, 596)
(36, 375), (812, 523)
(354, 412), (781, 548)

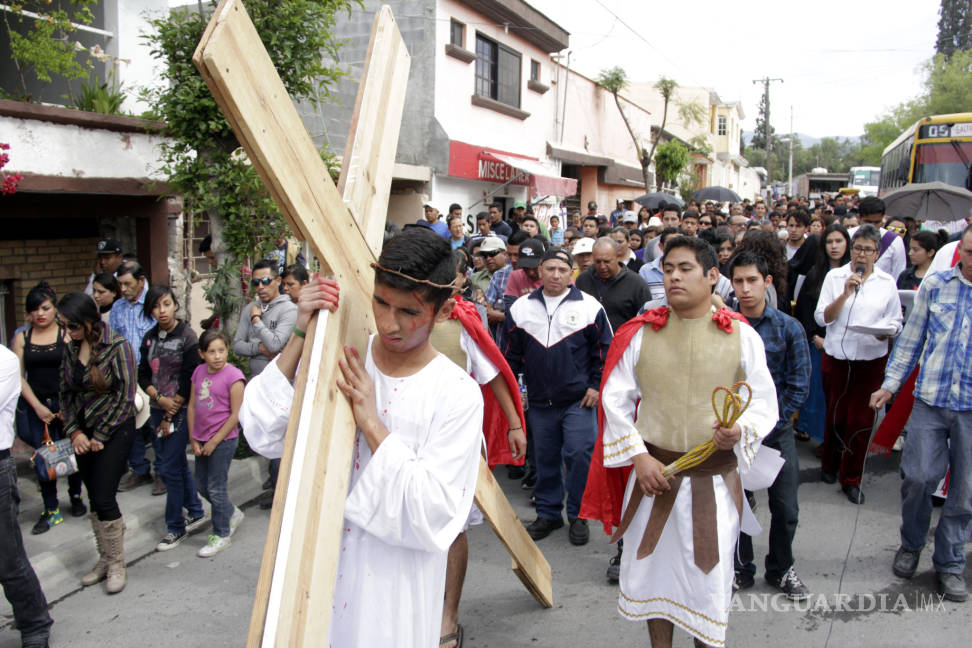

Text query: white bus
(847, 166), (881, 197)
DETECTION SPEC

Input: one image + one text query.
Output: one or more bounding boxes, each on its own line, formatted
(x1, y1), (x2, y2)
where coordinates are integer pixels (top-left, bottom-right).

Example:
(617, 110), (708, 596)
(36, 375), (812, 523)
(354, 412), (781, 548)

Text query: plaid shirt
(108, 282), (156, 366)
(485, 264), (513, 306)
(882, 265), (972, 411)
(738, 303), (811, 427)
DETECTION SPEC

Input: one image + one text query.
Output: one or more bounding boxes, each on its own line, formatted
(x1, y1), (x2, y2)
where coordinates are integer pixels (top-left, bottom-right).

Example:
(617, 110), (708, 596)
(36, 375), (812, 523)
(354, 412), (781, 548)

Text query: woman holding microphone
(815, 224), (903, 505)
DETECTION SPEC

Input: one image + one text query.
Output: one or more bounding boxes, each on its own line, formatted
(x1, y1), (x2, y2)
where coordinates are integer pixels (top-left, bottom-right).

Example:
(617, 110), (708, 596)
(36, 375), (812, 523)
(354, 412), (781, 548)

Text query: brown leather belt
(611, 443), (743, 574)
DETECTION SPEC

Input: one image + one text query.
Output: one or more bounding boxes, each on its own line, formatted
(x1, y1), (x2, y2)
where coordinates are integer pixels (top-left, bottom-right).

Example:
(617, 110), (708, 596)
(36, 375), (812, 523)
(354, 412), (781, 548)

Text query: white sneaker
(197, 534), (231, 557)
(229, 507), (244, 536)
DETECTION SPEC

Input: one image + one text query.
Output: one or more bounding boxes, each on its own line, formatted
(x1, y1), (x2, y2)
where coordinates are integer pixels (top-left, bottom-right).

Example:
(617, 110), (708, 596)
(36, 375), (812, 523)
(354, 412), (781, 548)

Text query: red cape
(869, 244), (962, 456)
(451, 296), (526, 468)
(579, 307), (748, 536)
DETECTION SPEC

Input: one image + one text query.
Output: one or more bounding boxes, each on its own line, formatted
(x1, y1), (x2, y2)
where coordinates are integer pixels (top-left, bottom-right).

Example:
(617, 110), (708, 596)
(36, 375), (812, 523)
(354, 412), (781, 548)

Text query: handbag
(30, 423), (79, 482)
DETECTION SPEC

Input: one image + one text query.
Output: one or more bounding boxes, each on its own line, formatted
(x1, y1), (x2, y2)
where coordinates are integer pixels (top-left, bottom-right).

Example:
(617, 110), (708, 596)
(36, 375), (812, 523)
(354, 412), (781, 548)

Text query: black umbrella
(693, 186), (741, 203)
(634, 192), (685, 210)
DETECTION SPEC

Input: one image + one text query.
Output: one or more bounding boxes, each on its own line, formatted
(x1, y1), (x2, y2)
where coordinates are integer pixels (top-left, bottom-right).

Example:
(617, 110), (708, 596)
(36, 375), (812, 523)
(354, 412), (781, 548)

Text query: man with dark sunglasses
(233, 259), (298, 508)
(232, 259), (298, 377)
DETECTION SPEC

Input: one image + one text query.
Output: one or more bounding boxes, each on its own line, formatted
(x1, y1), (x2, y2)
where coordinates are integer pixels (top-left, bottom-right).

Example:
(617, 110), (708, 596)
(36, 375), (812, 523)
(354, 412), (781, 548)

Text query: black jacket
(575, 265), (652, 332)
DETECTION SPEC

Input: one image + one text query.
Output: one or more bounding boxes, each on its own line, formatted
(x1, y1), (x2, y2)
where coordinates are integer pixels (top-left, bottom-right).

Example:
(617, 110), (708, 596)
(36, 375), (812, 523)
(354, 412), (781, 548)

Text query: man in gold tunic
(583, 236), (778, 647)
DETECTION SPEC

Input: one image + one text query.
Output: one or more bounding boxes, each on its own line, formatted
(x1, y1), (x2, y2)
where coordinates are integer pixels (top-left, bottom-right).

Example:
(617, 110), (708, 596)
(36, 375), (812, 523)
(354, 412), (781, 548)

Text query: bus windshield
(914, 141), (972, 188)
(851, 169), (880, 186)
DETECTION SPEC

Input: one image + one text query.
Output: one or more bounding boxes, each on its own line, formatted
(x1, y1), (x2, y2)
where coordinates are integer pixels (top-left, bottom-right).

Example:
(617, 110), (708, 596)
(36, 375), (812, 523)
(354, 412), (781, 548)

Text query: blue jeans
(0, 457), (53, 646)
(736, 420), (800, 580)
(195, 436), (238, 537)
(19, 397), (83, 511)
(151, 409), (204, 535)
(527, 399), (597, 520)
(899, 400), (972, 574)
(796, 345), (826, 443)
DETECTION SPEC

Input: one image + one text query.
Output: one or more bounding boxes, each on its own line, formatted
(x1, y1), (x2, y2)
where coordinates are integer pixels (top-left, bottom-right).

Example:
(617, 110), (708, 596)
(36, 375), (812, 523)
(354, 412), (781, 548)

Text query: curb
(0, 454), (269, 621)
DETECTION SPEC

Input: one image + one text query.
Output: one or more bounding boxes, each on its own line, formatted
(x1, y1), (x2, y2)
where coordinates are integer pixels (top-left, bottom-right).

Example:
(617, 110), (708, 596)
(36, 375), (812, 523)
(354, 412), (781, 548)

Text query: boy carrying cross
(241, 228), (483, 646)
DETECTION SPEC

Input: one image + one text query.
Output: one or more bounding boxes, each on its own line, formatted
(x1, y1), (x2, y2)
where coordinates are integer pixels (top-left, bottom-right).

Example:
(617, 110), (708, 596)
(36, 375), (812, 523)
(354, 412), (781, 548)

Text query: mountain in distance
(742, 131), (861, 148)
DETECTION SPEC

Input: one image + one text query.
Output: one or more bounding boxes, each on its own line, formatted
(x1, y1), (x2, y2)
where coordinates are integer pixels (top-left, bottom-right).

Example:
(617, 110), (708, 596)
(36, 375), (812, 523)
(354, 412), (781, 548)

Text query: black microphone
(854, 264), (865, 293)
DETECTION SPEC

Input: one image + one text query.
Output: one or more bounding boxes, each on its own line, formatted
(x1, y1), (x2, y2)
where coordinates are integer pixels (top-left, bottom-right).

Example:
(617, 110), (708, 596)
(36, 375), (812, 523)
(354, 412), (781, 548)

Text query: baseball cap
(479, 236), (506, 253)
(516, 238), (544, 268)
(514, 200), (527, 209)
(647, 216), (663, 228)
(542, 247), (573, 267)
(622, 211), (638, 223)
(96, 238), (122, 255)
(572, 237), (595, 255)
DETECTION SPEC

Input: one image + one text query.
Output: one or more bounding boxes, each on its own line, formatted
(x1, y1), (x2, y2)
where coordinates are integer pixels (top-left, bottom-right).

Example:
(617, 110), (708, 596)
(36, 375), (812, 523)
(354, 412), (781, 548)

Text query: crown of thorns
(370, 263), (462, 292)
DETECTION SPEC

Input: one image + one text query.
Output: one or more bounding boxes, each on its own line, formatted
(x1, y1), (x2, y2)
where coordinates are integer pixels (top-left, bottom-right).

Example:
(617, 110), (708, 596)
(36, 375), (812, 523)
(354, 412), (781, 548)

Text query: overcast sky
(173, 0), (941, 139)
(527, 0), (941, 139)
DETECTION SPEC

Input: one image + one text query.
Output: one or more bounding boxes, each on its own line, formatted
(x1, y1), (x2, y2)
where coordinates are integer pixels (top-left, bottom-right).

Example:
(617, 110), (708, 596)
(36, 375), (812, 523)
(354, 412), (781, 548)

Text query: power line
(590, 0), (700, 85)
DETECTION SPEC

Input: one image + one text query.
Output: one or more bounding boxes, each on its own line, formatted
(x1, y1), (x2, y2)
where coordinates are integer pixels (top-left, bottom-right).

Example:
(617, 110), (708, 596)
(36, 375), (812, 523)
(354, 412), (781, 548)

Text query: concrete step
(1, 449), (270, 620)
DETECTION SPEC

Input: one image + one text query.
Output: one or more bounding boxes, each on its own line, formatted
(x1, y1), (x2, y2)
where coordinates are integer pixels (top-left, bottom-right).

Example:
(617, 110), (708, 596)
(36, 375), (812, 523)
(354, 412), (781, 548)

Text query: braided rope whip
(661, 381), (752, 479)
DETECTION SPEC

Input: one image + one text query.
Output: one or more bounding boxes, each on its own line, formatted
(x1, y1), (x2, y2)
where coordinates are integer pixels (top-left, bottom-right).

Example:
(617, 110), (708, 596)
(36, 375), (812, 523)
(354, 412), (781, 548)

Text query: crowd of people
(404, 193), (971, 647)
(0, 188), (969, 647)
(0, 236), (315, 647)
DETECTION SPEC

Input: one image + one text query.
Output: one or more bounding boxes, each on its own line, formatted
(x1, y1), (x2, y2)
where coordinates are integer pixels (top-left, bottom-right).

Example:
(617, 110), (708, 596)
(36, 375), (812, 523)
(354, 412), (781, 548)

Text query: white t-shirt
(542, 290), (570, 317)
(0, 346), (21, 451)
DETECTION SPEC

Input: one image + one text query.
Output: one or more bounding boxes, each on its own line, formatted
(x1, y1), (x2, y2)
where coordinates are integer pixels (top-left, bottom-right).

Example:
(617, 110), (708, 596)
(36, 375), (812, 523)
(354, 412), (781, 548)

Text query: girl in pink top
(187, 330), (246, 557)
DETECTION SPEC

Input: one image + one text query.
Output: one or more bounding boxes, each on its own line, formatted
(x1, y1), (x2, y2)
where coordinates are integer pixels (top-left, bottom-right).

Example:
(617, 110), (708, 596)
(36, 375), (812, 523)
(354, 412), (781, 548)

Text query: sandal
(794, 429), (810, 442)
(440, 623), (463, 647)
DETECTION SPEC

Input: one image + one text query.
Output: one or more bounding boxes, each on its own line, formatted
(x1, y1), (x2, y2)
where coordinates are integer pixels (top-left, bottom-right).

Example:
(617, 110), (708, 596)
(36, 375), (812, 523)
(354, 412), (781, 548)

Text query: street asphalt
(1, 439), (969, 647)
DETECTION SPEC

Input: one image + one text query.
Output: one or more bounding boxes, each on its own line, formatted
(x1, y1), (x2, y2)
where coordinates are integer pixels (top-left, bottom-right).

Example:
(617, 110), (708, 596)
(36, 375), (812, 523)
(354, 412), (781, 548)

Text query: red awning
(479, 150), (578, 199)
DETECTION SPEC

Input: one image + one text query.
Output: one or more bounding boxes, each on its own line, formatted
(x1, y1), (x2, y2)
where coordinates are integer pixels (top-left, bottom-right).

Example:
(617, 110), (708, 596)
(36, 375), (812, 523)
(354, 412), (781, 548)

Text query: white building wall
(1, 115), (167, 180)
(557, 69), (650, 169)
(110, 0), (169, 116)
(434, 0), (558, 163)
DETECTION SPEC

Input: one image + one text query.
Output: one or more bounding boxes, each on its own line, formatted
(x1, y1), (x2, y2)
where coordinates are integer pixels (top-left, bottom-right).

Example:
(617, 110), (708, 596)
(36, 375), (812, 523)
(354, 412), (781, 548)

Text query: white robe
(240, 336), (483, 647)
(600, 324), (778, 647)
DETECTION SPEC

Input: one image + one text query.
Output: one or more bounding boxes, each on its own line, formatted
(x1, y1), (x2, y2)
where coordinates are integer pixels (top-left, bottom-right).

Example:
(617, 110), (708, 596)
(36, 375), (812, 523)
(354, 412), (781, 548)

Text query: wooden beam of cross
(193, 2), (552, 645)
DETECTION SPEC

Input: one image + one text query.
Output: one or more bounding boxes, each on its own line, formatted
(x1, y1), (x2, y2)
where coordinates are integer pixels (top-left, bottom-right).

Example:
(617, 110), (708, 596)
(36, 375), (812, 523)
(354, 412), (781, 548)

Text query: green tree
(1, 0), (98, 102)
(596, 69), (703, 190)
(855, 49), (972, 166)
(750, 91), (776, 150)
(142, 0), (353, 330)
(654, 139), (690, 187)
(936, 0), (972, 59)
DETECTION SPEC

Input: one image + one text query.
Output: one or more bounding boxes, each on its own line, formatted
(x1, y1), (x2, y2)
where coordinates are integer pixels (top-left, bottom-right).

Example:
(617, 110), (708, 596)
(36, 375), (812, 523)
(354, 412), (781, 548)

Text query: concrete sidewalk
(1, 439), (269, 621)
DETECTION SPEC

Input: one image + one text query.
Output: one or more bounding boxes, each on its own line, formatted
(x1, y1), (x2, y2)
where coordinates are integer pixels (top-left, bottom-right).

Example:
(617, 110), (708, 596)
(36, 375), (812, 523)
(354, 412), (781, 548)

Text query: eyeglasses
(478, 250), (502, 258)
(250, 276), (275, 287)
(56, 318), (82, 331)
(851, 246), (877, 255)
(887, 226), (907, 236)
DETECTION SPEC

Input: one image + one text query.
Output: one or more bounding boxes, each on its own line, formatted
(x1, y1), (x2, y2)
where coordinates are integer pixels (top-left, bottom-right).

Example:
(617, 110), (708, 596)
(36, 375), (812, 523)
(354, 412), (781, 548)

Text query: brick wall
(0, 236), (99, 332)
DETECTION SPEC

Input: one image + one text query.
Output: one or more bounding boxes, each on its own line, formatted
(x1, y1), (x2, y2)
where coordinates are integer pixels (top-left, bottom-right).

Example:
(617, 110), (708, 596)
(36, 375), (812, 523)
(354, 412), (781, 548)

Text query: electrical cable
(821, 271), (889, 647)
(822, 410), (881, 648)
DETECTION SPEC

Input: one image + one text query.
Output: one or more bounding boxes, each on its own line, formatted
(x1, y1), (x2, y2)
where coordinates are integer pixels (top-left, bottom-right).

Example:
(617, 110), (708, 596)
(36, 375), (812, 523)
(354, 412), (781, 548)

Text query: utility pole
(752, 76), (783, 196)
(788, 105), (794, 195)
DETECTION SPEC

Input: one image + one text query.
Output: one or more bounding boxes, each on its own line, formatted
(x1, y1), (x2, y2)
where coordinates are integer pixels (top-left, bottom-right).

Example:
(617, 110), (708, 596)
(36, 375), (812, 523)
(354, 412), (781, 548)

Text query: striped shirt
(60, 326), (137, 442)
(882, 264), (972, 411)
(108, 282), (156, 366)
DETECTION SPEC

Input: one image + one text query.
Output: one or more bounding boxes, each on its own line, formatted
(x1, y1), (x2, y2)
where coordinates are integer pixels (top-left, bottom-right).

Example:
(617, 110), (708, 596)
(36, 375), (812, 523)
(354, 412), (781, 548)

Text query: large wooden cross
(193, 2), (552, 646)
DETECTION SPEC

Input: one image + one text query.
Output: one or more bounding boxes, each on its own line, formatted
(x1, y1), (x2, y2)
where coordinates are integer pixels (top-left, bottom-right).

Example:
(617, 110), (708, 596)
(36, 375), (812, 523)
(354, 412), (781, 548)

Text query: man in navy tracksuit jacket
(503, 248), (613, 545)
